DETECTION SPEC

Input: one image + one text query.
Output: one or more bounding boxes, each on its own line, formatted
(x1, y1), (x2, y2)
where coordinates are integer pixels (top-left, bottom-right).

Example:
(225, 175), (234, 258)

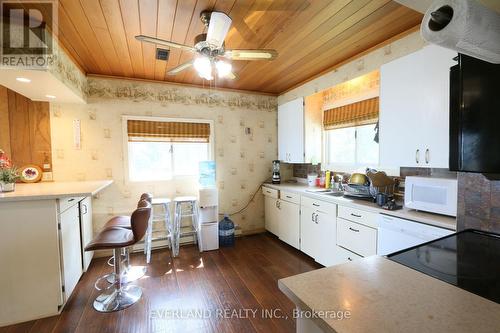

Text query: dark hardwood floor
(1, 233), (321, 333)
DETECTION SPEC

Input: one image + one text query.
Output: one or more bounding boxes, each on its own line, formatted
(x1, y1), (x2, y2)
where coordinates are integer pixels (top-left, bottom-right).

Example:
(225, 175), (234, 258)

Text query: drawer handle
(349, 227), (360, 232)
(313, 203), (320, 207)
(266, 190), (271, 194)
(347, 257), (353, 261)
(68, 198), (75, 202)
(286, 195), (292, 199)
(350, 213), (361, 218)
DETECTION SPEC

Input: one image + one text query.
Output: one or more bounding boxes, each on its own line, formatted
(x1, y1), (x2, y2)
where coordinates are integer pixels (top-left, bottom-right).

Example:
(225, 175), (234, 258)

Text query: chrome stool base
(106, 266), (146, 284)
(93, 284), (142, 312)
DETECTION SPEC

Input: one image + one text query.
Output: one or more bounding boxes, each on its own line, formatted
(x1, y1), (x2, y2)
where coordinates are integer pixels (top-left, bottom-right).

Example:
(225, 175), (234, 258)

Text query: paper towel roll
(421, 0), (500, 64)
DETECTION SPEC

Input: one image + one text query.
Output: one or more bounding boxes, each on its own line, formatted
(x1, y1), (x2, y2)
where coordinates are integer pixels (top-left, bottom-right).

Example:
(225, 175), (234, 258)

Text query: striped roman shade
(323, 97), (379, 130)
(127, 119), (210, 142)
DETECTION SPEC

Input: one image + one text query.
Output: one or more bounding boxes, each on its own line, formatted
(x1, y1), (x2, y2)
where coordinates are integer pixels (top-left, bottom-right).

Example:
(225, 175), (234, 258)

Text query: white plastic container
(198, 222), (219, 251)
(307, 174), (317, 187)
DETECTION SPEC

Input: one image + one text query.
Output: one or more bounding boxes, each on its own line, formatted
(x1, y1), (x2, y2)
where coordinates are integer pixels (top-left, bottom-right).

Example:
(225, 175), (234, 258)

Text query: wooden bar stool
(172, 196), (199, 257)
(85, 202), (151, 312)
(145, 197), (173, 263)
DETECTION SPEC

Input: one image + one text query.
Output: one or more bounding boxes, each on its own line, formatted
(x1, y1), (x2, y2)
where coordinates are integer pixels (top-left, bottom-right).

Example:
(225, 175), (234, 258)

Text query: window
(325, 123), (378, 167)
(124, 117), (213, 182)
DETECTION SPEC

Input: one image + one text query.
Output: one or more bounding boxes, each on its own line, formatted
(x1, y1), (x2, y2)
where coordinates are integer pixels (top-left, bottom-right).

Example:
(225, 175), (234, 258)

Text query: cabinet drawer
(301, 196), (336, 215)
(280, 191), (300, 204)
(336, 245), (363, 263)
(262, 187), (278, 199)
(337, 218), (377, 257)
(58, 196), (84, 214)
(338, 205), (378, 228)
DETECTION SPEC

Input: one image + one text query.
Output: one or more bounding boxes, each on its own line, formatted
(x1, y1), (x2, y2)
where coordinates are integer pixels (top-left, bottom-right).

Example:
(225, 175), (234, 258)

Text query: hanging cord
(218, 183), (264, 217)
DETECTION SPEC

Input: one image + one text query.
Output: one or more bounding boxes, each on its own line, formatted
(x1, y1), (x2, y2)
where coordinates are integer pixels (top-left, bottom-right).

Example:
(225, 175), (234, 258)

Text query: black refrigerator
(449, 54), (500, 173)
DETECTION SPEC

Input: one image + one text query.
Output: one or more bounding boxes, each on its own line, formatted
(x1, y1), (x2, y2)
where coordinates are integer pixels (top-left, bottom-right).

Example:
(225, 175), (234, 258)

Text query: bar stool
(144, 197), (173, 263)
(102, 193), (152, 284)
(85, 202), (151, 312)
(172, 196), (199, 257)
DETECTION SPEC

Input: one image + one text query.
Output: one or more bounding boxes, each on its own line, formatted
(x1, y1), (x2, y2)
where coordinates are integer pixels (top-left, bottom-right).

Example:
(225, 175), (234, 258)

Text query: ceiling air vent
(156, 48), (169, 61)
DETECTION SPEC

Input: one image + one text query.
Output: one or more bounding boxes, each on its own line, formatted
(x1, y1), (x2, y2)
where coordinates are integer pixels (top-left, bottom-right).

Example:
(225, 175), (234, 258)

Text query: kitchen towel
(421, 0), (500, 64)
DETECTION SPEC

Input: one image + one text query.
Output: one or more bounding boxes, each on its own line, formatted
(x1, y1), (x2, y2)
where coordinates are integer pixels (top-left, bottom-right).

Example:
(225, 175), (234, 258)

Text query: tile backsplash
(293, 163), (322, 178)
(457, 172), (500, 233)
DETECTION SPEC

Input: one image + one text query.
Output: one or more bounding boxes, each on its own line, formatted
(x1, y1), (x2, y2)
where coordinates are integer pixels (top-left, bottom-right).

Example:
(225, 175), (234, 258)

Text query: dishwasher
(377, 214), (455, 256)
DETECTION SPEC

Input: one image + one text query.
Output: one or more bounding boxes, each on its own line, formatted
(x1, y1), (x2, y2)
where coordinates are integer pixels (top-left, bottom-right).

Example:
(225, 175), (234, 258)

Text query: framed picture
(19, 165), (43, 183)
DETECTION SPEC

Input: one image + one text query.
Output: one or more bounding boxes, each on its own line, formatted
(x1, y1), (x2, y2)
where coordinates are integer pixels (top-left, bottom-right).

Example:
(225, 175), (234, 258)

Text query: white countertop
(263, 182), (457, 230)
(0, 180), (113, 202)
(279, 256), (500, 333)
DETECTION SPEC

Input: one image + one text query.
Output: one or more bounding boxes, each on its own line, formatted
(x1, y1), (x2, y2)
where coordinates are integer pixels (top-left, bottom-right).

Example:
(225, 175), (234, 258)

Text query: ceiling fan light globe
(216, 60), (232, 78)
(193, 56), (213, 80)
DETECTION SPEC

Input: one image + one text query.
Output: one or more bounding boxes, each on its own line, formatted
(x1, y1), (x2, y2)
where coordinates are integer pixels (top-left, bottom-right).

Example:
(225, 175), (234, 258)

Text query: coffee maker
(272, 160), (281, 184)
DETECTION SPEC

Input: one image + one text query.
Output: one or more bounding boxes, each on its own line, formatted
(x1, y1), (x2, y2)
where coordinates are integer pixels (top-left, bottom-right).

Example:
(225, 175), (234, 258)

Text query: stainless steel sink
(323, 191), (344, 197)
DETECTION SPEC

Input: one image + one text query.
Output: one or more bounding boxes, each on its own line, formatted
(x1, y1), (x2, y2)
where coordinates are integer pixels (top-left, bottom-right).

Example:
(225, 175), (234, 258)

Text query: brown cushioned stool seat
(84, 227), (134, 251)
(103, 216), (131, 230)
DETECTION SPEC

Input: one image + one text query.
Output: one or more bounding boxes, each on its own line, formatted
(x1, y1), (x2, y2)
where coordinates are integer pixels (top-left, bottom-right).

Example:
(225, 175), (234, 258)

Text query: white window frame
(322, 123), (379, 173)
(122, 115), (215, 183)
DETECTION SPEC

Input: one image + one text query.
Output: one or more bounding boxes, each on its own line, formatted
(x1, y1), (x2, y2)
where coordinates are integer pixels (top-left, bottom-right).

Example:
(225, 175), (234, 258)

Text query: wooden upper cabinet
(0, 85), (52, 170)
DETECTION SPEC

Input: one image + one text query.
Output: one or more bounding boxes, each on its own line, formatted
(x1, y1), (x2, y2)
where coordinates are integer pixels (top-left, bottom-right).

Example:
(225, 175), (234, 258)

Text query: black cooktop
(387, 229), (500, 304)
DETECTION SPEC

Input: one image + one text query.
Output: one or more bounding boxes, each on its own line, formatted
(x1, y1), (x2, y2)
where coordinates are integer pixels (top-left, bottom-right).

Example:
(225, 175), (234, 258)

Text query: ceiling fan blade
(206, 12), (232, 48)
(226, 71), (238, 80)
(223, 49), (278, 61)
(167, 61), (193, 75)
(135, 35), (195, 52)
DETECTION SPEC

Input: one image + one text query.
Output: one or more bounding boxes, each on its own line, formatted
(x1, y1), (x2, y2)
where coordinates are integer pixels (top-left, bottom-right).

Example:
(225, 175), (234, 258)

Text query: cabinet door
(278, 97), (304, 163)
(59, 205), (83, 301)
(299, 206), (318, 258)
(264, 196), (279, 235)
(379, 45), (457, 168)
(315, 208), (338, 266)
(277, 200), (300, 249)
(79, 197), (93, 271)
(418, 45), (457, 168)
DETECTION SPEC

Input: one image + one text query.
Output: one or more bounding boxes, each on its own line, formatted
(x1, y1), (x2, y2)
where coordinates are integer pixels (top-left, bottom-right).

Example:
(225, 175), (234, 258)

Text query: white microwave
(404, 176), (458, 217)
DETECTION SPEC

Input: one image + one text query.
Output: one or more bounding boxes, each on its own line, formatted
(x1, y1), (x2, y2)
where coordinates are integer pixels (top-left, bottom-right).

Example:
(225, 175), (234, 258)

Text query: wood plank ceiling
(54, 0), (422, 94)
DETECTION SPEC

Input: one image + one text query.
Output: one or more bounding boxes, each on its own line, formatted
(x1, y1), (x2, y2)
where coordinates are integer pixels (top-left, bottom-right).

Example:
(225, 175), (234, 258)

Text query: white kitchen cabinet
(277, 199), (300, 249)
(263, 187), (280, 236)
(278, 96), (322, 164)
(337, 218), (377, 257)
(300, 196), (338, 266)
(79, 197), (93, 271)
(59, 203), (83, 302)
(379, 45), (457, 169)
(314, 209), (338, 266)
(299, 205), (318, 258)
(278, 97), (304, 163)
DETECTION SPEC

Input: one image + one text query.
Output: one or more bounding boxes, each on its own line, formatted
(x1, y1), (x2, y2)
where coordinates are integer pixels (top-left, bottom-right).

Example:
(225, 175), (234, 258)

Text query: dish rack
(369, 183), (395, 198)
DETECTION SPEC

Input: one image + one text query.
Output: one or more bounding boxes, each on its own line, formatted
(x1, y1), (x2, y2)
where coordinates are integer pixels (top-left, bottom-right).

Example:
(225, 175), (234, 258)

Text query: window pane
(356, 124), (379, 165)
(128, 141), (172, 181)
(326, 127), (356, 165)
(172, 142), (209, 176)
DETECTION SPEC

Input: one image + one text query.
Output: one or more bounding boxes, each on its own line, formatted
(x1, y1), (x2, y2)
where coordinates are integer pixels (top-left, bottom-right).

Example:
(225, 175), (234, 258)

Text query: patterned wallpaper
(50, 77), (278, 235)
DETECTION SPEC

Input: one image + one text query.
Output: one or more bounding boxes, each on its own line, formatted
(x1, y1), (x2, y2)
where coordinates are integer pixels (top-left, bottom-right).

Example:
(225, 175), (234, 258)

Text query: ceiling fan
(135, 11), (278, 81)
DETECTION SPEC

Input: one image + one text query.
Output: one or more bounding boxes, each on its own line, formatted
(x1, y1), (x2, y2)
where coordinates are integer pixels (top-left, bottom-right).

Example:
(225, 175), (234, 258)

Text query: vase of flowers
(0, 166), (19, 192)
